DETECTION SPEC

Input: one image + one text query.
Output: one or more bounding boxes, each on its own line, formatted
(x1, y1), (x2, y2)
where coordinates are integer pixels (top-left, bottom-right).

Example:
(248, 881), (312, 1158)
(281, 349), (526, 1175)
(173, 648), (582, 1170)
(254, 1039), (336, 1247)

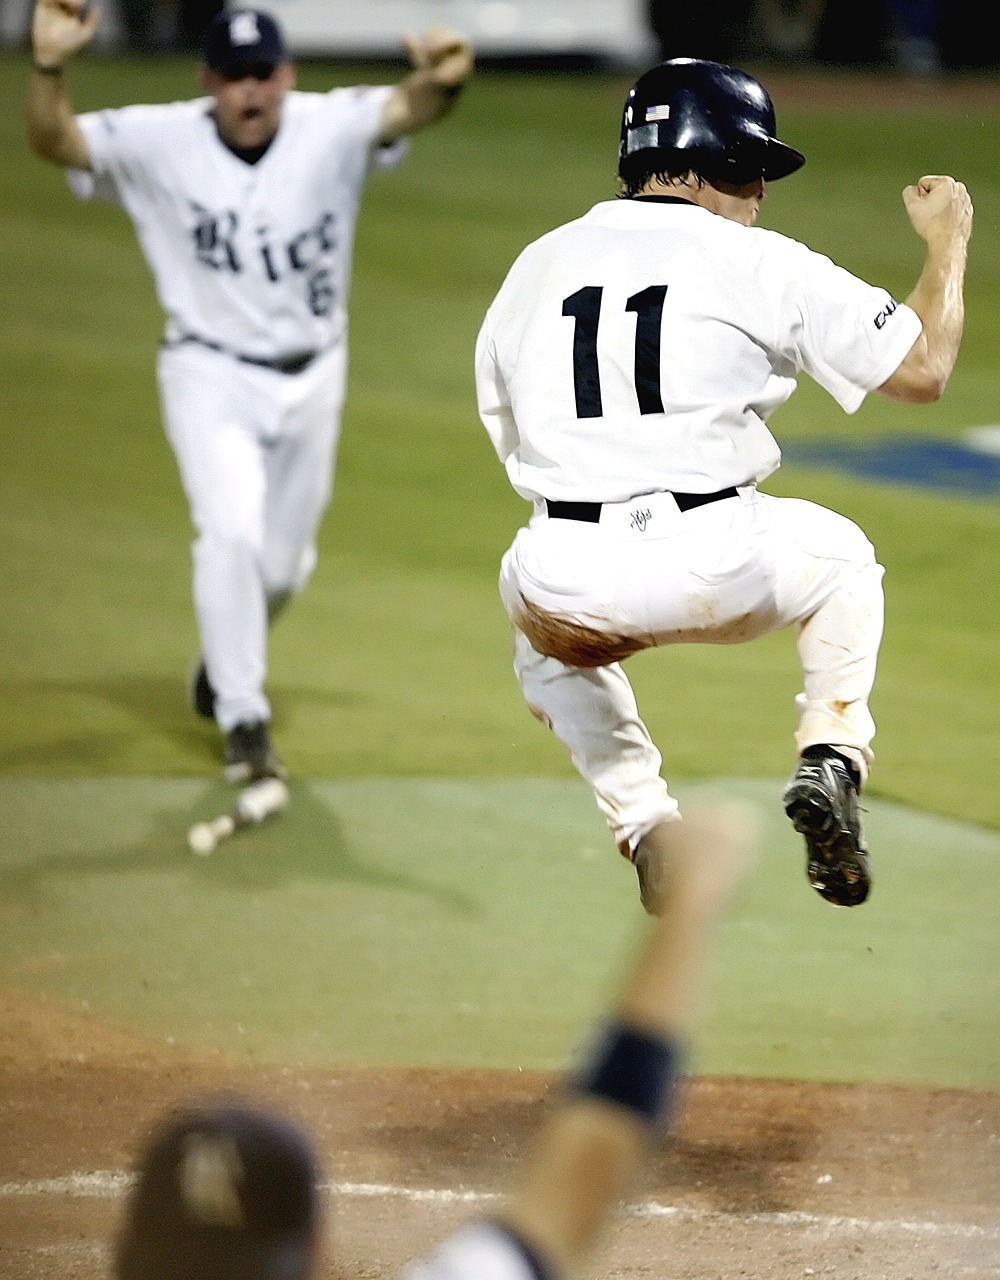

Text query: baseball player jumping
(476, 59), (972, 909)
(28, 1), (474, 782)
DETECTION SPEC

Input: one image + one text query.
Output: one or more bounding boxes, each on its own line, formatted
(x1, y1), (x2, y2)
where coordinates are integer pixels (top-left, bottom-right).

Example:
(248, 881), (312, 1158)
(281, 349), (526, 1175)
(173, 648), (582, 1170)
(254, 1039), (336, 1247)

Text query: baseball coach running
(28, 1), (473, 782)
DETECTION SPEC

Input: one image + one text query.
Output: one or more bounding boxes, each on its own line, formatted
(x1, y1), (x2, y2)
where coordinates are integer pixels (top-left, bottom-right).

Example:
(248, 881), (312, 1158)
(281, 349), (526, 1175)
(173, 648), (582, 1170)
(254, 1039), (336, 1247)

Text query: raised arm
(495, 809), (753, 1276)
(378, 27), (473, 144)
(877, 174), (972, 404)
(27, 0), (98, 169)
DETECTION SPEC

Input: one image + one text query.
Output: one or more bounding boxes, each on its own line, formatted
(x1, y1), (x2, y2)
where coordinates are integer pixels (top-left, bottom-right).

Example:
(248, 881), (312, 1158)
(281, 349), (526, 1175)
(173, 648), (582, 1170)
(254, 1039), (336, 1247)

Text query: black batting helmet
(618, 58), (805, 188)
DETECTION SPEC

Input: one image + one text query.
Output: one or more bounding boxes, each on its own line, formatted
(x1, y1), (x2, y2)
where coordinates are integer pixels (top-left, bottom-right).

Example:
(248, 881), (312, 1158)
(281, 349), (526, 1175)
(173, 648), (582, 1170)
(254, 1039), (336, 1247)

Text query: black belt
(169, 333), (320, 375)
(546, 488), (740, 522)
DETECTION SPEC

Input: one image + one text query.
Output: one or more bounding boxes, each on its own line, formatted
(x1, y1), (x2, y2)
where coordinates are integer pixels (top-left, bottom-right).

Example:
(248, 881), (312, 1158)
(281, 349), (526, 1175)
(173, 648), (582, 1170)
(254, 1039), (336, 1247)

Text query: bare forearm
(27, 66), (89, 167)
(616, 809), (752, 1040)
(379, 27), (472, 142)
(497, 907), (712, 1272)
(380, 72), (464, 142)
(878, 175), (972, 404)
(616, 913), (710, 1030)
(903, 238), (967, 394)
(497, 811), (750, 1276)
(407, 68), (466, 122)
(500, 1103), (645, 1270)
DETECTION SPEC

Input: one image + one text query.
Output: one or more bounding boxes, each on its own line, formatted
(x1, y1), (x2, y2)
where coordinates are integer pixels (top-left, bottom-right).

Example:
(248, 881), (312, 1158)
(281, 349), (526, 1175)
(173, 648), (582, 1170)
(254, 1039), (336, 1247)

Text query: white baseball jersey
(68, 87), (407, 359)
(396, 1222), (550, 1280)
(476, 197), (922, 502)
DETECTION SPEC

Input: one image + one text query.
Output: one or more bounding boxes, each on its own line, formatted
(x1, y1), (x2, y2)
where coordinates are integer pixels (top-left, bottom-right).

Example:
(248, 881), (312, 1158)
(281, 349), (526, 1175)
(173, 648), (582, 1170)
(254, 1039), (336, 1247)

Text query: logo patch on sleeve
(874, 298), (899, 330)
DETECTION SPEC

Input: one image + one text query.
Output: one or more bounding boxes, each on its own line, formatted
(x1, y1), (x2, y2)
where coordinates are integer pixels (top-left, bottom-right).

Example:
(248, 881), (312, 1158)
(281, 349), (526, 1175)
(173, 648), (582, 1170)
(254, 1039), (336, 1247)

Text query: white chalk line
(2, 1171), (998, 1242)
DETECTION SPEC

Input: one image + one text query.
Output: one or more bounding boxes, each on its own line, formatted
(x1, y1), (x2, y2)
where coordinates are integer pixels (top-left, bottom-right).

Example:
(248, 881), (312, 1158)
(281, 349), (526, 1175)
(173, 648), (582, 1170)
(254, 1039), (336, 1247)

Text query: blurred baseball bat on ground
(187, 777), (289, 855)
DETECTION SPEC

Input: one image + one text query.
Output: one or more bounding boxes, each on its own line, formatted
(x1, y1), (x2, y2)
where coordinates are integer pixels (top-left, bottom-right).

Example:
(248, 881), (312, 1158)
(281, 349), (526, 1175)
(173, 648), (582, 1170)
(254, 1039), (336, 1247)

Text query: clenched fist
(402, 27), (474, 91)
(903, 174), (973, 249)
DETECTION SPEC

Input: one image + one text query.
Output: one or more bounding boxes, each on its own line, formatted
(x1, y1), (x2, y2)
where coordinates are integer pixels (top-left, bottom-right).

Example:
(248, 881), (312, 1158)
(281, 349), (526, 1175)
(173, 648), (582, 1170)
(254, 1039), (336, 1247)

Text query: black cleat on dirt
(223, 720), (286, 784)
(188, 659), (217, 720)
(782, 746), (871, 907)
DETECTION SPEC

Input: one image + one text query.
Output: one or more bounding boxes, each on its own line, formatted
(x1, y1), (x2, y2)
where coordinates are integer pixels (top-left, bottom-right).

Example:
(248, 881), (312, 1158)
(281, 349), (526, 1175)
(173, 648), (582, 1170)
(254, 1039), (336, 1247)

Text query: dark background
(8, 0), (997, 70)
(648, 0), (998, 71)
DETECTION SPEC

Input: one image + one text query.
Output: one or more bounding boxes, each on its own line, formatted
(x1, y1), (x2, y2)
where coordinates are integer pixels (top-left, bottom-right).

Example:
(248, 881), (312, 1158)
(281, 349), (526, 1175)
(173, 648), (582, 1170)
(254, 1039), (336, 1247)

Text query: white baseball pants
(157, 342), (346, 731)
(499, 486), (884, 854)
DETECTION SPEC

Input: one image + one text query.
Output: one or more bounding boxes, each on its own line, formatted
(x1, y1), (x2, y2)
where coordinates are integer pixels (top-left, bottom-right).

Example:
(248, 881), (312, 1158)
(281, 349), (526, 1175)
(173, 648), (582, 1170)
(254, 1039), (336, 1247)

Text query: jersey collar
(628, 195), (699, 207)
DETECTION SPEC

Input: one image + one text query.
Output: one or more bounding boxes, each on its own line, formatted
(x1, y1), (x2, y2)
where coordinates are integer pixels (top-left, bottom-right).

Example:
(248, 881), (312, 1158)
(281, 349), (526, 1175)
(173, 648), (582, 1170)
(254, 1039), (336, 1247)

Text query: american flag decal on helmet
(645, 104), (671, 122)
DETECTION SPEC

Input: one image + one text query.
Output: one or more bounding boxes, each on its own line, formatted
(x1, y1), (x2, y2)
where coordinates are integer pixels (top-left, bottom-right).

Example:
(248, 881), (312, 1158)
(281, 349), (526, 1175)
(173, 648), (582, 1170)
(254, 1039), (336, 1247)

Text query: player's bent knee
(772, 499), (879, 569)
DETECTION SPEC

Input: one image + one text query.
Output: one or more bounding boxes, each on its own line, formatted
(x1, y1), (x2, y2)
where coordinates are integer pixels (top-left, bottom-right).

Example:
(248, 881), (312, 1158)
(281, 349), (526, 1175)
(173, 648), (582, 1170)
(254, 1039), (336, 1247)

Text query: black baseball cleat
(782, 746), (871, 907)
(223, 721), (286, 783)
(188, 659), (217, 720)
(631, 840), (664, 916)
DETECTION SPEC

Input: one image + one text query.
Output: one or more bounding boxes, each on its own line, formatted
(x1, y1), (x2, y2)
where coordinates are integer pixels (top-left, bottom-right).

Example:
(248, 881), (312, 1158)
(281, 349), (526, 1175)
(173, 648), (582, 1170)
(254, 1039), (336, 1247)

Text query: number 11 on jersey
(562, 285), (668, 418)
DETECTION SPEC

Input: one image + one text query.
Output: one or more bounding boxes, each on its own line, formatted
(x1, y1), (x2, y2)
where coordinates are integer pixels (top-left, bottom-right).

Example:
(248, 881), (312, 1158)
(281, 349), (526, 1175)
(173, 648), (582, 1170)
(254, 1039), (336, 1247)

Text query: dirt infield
(2, 986), (999, 1280)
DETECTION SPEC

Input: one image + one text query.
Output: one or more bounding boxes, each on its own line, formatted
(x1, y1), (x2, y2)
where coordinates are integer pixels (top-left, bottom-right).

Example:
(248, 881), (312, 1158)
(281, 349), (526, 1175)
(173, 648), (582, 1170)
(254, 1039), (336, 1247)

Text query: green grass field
(1, 53), (998, 1087)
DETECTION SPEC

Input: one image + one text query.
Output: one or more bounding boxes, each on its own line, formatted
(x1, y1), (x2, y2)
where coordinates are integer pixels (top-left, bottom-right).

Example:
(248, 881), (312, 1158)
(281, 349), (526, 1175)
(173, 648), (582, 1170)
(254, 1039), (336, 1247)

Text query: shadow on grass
(0, 673), (368, 774)
(2, 776), (477, 917)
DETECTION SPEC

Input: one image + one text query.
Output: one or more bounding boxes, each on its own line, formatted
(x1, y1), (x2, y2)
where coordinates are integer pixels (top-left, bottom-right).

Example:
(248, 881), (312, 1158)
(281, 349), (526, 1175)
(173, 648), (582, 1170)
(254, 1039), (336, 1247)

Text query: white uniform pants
(157, 342), (346, 731)
(499, 487), (884, 854)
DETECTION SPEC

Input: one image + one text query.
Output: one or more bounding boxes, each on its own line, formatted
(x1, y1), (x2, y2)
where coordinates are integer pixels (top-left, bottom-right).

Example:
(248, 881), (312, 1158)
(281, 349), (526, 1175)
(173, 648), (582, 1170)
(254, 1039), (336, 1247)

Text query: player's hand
(902, 175), (973, 249)
(636, 804), (757, 922)
(402, 27), (474, 90)
(32, 0), (100, 67)
(659, 804), (757, 923)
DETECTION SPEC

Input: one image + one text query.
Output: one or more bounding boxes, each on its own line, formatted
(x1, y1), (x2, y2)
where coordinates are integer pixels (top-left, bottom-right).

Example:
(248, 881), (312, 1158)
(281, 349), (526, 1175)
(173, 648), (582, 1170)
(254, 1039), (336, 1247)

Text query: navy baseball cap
(203, 8), (289, 71)
(114, 1101), (321, 1280)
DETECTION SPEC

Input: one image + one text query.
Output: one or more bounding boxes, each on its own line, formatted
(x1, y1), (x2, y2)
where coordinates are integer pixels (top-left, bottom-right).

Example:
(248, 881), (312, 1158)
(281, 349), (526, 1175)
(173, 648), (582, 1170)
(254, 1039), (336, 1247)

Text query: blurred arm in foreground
(113, 806), (753, 1280)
